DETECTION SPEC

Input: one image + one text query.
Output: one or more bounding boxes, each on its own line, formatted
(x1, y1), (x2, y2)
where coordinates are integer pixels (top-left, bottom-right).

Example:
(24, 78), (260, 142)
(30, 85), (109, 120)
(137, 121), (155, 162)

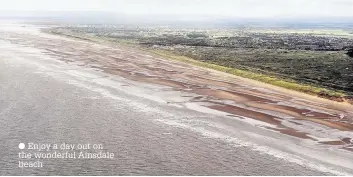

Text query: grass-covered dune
(45, 27), (353, 104)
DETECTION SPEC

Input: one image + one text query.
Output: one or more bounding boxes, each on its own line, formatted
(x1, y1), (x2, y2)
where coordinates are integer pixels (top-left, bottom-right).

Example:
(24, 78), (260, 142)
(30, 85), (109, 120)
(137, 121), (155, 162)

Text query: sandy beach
(1, 23), (353, 175)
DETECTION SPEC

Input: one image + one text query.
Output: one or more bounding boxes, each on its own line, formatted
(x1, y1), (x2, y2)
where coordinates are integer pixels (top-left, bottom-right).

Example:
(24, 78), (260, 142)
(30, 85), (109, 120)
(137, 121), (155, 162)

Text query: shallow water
(0, 24), (353, 175)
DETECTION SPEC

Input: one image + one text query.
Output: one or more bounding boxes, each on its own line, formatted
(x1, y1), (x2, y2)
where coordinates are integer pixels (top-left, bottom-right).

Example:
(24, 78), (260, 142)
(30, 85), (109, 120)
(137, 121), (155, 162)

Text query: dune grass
(146, 49), (345, 99)
(46, 30), (346, 101)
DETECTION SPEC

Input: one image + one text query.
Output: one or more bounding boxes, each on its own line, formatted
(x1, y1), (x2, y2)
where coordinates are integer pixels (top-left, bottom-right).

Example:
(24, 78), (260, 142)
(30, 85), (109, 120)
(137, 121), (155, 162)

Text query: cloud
(0, 0), (352, 18)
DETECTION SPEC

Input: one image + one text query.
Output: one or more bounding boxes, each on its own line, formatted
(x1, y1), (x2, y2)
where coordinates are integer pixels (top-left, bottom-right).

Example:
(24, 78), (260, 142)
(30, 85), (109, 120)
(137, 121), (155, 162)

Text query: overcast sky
(0, 0), (353, 18)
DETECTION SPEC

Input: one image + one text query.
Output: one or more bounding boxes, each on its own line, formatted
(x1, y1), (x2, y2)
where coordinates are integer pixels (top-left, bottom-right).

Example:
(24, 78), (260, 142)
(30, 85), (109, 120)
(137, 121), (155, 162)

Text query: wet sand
(1, 25), (352, 152)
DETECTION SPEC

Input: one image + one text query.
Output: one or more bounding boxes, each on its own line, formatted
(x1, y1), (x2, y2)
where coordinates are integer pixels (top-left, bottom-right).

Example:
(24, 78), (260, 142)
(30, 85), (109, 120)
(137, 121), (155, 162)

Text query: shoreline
(34, 28), (353, 147)
(45, 28), (352, 105)
(1, 23), (353, 174)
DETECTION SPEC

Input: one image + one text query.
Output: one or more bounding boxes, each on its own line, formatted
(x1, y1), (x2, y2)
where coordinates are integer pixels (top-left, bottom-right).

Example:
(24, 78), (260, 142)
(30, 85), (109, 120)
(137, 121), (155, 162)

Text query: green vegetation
(145, 49), (345, 99)
(250, 29), (353, 38)
(348, 48), (353, 57)
(186, 32), (208, 38)
(45, 27), (353, 103)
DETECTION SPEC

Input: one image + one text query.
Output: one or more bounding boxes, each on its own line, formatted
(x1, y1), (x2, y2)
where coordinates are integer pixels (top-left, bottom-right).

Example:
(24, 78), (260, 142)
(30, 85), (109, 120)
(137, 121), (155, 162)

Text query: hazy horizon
(1, 0), (353, 19)
(1, 0), (353, 27)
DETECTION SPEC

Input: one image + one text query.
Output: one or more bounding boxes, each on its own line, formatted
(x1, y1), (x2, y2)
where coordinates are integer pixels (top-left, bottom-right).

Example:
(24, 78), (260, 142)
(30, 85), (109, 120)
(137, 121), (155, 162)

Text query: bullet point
(19, 143), (25, 149)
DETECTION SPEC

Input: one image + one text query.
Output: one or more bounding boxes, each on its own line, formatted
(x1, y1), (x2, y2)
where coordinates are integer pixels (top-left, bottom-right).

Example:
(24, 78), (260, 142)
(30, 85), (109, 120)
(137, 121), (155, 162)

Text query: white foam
(156, 119), (352, 176)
